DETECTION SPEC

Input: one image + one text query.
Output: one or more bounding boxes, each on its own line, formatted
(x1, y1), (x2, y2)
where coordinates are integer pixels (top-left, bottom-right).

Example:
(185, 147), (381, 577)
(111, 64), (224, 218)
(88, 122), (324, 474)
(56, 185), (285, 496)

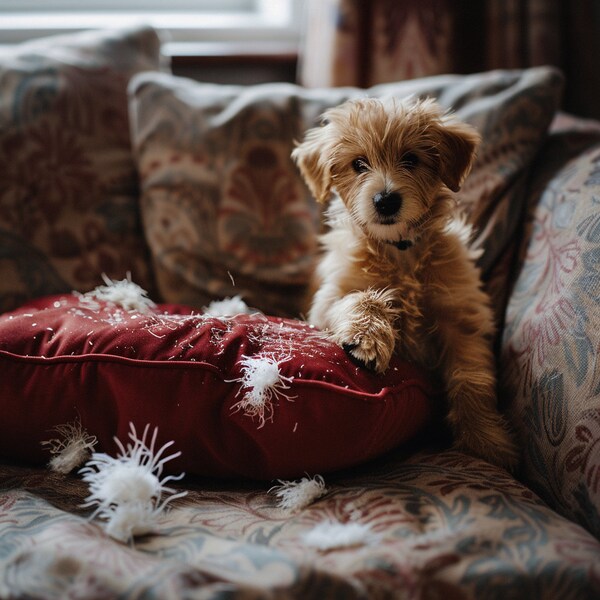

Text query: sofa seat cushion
(1, 449), (600, 598)
(128, 67), (563, 319)
(0, 294), (433, 479)
(0, 27), (162, 313)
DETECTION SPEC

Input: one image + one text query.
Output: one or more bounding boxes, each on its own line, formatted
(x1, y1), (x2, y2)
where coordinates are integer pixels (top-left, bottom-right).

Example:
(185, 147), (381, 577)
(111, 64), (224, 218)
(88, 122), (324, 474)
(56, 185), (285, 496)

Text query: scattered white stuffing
(101, 501), (161, 543)
(41, 421), (97, 474)
(73, 293), (101, 312)
(203, 295), (254, 317)
(302, 520), (378, 551)
(78, 273), (156, 313)
(79, 423), (186, 543)
(230, 354), (295, 428)
(345, 500), (363, 522)
(270, 475), (327, 511)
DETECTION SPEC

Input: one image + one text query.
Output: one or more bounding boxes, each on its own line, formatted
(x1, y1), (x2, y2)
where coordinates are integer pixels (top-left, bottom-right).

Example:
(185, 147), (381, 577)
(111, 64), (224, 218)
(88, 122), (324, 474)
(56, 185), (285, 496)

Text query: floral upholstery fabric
(0, 27), (162, 313)
(129, 67), (561, 317)
(2, 450), (600, 599)
(501, 114), (600, 539)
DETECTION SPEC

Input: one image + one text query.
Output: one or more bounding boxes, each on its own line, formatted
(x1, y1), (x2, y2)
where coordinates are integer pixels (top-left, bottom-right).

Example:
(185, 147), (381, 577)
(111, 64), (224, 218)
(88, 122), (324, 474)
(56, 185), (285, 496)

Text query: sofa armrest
(501, 113), (600, 538)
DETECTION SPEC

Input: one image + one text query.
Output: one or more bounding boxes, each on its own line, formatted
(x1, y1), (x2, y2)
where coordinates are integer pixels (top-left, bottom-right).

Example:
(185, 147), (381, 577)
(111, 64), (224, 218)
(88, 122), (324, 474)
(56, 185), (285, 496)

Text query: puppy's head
(292, 97), (480, 245)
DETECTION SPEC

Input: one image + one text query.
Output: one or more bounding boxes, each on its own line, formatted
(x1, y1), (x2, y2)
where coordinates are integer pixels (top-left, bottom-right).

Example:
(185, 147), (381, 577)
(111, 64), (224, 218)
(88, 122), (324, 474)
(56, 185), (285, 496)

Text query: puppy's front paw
(330, 290), (398, 373)
(342, 337), (392, 372)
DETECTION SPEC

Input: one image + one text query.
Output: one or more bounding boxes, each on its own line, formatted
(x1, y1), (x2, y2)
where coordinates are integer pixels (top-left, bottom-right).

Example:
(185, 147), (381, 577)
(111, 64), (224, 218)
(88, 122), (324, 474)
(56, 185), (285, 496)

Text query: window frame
(0, 0), (303, 55)
(0, 0), (254, 10)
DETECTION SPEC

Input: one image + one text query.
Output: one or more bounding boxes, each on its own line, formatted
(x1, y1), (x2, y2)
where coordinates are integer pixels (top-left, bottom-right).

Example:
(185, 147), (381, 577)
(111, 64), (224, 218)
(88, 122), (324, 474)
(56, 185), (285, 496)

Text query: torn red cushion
(0, 294), (433, 479)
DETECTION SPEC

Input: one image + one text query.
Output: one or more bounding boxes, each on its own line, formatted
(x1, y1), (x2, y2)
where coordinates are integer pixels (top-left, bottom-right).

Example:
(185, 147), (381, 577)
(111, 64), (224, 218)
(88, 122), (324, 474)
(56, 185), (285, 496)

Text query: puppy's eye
(352, 157), (370, 173)
(401, 152), (419, 169)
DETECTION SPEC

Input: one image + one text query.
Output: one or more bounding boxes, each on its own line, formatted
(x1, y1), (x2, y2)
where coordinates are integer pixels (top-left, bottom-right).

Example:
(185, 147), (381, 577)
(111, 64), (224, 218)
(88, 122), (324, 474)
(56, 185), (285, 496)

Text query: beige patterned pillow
(129, 68), (562, 317)
(0, 27), (163, 312)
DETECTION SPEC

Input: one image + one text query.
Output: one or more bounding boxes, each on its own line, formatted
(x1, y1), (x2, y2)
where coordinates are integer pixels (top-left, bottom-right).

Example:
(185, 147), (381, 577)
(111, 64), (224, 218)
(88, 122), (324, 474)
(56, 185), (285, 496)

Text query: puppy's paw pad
(341, 339), (390, 373)
(342, 343), (377, 371)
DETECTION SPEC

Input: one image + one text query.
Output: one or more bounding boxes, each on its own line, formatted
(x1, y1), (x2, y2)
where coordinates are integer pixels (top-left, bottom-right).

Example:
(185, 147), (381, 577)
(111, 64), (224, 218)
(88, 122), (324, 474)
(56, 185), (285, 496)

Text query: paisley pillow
(128, 67), (563, 318)
(0, 27), (162, 313)
(0, 293), (433, 480)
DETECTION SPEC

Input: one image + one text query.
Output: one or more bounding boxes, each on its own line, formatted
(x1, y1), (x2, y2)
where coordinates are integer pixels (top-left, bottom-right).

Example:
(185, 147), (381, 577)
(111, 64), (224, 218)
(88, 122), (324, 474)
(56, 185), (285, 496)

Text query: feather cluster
(203, 295), (254, 317)
(79, 423), (186, 543)
(41, 421), (97, 474)
(230, 354), (295, 428)
(302, 519), (378, 551)
(78, 272), (156, 313)
(270, 475), (327, 511)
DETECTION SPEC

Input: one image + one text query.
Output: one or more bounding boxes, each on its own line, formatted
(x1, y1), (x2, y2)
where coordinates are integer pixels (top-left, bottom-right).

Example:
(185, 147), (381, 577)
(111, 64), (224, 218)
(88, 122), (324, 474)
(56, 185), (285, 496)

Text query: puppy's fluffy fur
(292, 97), (518, 469)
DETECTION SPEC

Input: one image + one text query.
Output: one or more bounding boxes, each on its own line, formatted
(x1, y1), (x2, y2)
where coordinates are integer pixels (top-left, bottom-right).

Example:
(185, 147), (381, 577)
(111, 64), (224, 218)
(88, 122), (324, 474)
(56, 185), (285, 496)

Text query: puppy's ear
(436, 120), (481, 193)
(292, 124), (333, 203)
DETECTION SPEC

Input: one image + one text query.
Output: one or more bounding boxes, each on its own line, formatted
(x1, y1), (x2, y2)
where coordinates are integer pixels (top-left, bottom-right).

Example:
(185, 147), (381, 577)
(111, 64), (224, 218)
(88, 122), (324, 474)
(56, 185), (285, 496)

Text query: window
(0, 0), (302, 55)
(0, 1), (256, 9)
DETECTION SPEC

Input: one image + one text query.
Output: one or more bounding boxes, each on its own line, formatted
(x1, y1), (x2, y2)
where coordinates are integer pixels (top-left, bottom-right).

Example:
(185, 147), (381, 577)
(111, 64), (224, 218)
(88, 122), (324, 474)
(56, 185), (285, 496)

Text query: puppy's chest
(325, 230), (435, 322)
(358, 246), (428, 300)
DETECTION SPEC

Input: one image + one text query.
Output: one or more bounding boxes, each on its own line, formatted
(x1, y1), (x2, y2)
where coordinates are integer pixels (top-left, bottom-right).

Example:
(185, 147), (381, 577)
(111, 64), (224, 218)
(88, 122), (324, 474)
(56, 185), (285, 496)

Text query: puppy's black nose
(373, 191), (402, 217)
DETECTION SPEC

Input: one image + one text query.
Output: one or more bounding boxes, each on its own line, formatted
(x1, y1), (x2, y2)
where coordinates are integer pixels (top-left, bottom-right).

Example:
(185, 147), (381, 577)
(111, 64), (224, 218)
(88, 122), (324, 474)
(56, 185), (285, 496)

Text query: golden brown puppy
(292, 97), (518, 469)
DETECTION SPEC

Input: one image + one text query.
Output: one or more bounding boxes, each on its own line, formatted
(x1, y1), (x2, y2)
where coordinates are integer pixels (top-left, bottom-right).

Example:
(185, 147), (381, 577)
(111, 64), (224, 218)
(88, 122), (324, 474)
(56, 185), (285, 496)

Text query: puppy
(292, 97), (518, 469)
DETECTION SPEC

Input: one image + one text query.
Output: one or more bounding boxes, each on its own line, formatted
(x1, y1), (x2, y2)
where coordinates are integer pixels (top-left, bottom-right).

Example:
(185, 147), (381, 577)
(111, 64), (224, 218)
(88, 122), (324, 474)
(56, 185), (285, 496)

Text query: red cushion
(0, 295), (433, 479)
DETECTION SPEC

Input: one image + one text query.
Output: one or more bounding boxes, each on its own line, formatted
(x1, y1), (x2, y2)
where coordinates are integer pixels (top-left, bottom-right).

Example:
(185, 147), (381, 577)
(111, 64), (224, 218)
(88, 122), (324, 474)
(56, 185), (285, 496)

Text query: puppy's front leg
(310, 286), (398, 373)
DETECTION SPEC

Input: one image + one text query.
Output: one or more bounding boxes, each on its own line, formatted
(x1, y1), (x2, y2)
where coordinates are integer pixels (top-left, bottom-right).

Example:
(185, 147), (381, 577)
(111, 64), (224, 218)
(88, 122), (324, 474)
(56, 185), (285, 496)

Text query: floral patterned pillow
(0, 27), (162, 313)
(501, 114), (600, 539)
(129, 67), (562, 318)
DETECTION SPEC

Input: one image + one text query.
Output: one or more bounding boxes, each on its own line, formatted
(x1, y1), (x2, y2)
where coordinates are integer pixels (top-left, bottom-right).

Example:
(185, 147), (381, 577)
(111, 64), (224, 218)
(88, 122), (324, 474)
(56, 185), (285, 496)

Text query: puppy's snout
(373, 191), (402, 217)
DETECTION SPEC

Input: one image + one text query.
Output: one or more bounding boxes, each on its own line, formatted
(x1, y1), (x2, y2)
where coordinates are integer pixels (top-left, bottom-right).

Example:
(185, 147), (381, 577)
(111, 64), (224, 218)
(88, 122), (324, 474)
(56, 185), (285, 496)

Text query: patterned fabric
(299, 0), (600, 123)
(485, 1), (600, 121)
(0, 27), (162, 313)
(301, 0), (456, 88)
(501, 114), (600, 539)
(129, 67), (561, 318)
(2, 450), (600, 599)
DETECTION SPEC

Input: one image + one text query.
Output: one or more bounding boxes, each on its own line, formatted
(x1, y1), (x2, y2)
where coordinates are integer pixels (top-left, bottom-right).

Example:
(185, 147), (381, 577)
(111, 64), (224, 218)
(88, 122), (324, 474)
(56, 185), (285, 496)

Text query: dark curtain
(299, 0), (600, 120)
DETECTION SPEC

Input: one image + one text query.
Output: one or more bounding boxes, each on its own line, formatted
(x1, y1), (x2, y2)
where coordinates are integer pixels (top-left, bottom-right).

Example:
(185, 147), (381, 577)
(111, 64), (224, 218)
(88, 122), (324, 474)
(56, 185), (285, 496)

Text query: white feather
(302, 520), (378, 551)
(79, 423), (186, 543)
(41, 421), (97, 474)
(230, 354), (295, 428)
(203, 295), (254, 317)
(270, 475), (327, 511)
(78, 272), (156, 313)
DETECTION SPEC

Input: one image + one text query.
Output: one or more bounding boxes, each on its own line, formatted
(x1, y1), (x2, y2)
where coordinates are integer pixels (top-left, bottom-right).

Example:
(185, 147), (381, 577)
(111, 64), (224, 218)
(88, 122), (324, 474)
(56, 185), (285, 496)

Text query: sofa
(1, 26), (600, 599)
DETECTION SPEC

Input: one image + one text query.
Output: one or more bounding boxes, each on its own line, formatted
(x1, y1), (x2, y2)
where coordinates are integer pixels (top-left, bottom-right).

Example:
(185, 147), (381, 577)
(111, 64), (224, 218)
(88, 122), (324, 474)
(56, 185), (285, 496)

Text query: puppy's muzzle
(373, 191), (402, 218)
